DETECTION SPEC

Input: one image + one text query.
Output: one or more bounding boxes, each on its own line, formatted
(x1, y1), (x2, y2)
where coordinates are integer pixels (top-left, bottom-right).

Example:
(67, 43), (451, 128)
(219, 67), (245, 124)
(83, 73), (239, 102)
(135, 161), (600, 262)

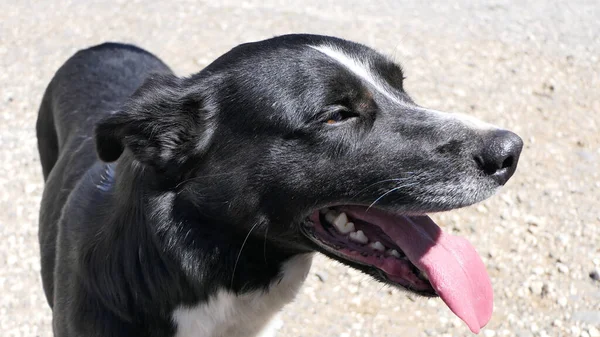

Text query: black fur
(36, 35), (522, 336)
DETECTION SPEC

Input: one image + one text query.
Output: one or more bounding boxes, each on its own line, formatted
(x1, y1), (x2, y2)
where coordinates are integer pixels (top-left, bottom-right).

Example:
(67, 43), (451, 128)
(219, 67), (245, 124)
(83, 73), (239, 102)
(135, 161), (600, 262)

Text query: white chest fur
(173, 254), (313, 337)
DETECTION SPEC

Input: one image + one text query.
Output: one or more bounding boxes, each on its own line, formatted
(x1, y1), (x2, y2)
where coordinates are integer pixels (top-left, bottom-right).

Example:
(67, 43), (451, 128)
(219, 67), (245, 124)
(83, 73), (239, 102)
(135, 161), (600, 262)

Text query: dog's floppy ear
(94, 73), (214, 170)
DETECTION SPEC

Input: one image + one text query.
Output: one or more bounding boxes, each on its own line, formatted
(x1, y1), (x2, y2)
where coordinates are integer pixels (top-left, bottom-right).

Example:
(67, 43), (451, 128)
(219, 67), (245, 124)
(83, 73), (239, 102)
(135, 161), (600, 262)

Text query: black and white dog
(36, 34), (522, 337)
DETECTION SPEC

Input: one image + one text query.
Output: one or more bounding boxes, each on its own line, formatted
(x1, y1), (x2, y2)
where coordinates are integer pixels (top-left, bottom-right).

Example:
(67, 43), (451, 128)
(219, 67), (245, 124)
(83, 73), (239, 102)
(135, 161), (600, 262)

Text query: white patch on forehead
(309, 44), (405, 105)
(310, 44), (500, 132)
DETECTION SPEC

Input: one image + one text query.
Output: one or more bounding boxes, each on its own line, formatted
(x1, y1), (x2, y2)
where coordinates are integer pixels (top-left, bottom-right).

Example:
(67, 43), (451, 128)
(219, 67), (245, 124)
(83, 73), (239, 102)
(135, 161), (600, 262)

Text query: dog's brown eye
(326, 111), (343, 124)
(325, 107), (356, 124)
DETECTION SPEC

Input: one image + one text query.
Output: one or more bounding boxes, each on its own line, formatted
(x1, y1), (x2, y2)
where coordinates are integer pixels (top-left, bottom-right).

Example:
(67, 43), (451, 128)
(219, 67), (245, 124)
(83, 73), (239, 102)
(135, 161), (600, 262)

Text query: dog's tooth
(333, 212), (348, 227)
(334, 219), (355, 235)
(324, 210), (338, 224)
(331, 212), (352, 233)
(369, 241), (385, 252)
(386, 249), (401, 258)
(419, 270), (430, 281)
(349, 230), (368, 244)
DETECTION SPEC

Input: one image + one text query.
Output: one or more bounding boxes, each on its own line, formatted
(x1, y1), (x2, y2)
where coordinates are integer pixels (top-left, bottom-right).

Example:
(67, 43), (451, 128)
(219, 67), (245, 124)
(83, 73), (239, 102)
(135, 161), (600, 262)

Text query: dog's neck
(84, 153), (308, 331)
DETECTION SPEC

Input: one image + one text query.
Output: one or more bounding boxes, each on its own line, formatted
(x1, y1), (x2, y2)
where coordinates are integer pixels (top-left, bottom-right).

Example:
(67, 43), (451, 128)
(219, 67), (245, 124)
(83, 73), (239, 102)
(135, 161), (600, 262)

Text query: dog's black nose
(475, 130), (523, 185)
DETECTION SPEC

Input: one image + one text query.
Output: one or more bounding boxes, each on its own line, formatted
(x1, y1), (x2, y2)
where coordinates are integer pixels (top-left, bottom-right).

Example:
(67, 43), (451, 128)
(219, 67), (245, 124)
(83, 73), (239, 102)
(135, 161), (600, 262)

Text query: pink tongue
(345, 208), (493, 333)
(389, 215), (493, 333)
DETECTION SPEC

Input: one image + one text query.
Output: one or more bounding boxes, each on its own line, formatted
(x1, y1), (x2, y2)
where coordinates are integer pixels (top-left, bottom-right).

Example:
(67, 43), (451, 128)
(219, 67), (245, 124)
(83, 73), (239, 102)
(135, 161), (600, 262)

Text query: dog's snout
(474, 130), (523, 185)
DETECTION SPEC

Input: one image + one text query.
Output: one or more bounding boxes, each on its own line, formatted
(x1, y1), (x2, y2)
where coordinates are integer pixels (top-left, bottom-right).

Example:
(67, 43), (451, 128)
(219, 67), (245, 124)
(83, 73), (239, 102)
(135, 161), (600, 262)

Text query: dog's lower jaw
(172, 254), (313, 337)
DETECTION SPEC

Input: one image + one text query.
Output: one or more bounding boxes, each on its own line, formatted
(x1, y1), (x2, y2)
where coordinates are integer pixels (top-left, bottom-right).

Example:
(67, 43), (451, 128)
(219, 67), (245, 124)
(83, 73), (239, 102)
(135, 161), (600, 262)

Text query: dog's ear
(94, 73), (214, 170)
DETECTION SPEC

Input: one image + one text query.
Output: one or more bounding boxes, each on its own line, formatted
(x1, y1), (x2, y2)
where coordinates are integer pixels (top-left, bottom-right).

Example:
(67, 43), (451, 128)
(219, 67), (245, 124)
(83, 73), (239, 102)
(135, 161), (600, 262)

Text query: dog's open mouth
(303, 205), (493, 333)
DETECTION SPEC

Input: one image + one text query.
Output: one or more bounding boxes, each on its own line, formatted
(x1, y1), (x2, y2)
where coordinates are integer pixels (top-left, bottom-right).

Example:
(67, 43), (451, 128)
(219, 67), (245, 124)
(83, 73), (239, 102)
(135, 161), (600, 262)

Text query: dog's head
(95, 34), (522, 332)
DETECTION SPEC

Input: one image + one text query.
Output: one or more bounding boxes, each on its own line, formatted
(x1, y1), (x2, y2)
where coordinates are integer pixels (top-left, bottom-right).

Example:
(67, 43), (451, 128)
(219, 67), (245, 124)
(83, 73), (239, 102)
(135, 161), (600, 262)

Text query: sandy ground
(1, 1), (599, 336)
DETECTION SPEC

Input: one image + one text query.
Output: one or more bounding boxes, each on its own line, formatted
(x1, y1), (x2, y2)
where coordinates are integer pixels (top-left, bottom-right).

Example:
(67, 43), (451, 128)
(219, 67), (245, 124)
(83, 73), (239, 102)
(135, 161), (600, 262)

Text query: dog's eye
(324, 107), (356, 125)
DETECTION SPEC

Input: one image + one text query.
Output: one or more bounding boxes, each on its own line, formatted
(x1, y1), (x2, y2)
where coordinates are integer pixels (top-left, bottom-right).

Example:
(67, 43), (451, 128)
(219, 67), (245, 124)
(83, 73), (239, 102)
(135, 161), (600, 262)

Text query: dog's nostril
(476, 130), (523, 185)
(501, 156), (514, 170)
(473, 155), (491, 174)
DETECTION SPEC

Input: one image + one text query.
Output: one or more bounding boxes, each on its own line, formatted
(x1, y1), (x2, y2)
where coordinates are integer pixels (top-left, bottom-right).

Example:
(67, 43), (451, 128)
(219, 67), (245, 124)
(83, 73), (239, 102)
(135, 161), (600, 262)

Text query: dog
(36, 34), (522, 337)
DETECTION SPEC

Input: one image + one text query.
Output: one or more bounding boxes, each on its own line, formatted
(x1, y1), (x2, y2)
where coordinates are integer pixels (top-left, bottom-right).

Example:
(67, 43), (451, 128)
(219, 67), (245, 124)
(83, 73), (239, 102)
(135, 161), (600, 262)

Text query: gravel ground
(1, 1), (599, 336)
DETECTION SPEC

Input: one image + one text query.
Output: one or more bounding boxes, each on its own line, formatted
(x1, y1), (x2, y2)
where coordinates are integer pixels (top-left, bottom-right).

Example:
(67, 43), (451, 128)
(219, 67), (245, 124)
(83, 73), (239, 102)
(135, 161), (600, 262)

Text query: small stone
(500, 194), (514, 205)
(314, 271), (328, 283)
(543, 283), (554, 297)
(7, 255), (18, 265)
(25, 183), (37, 194)
(533, 266), (545, 275)
(484, 329), (496, 337)
(453, 88), (467, 97)
(557, 296), (568, 306)
(582, 331), (590, 337)
(557, 263), (569, 273)
(556, 234), (570, 247)
(529, 281), (544, 296)
(525, 215), (545, 227)
(572, 326), (581, 336)
(590, 270), (600, 282)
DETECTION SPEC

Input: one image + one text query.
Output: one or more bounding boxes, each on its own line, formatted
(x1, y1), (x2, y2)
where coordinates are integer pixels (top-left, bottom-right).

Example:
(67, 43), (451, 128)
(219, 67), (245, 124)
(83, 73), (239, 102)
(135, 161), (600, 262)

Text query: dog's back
(36, 43), (170, 306)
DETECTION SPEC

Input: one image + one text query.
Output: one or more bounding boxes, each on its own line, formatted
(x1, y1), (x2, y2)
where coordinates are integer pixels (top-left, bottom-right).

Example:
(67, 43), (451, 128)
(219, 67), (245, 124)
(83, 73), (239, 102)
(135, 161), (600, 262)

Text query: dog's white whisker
(231, 221), (261, 288)
(348, 177), (413, 201)
(175, 171), (239, 189)
(367, 182), (420, 211)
